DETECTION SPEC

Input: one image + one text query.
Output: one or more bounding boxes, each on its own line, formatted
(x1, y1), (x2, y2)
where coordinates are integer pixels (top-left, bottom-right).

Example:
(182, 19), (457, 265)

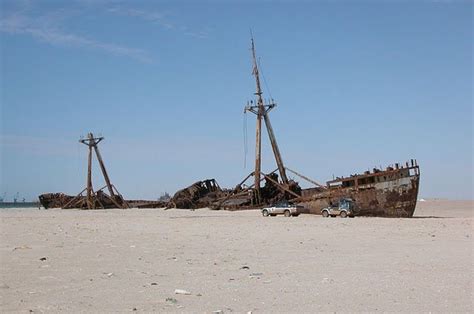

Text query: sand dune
(1, 200), (472, 312)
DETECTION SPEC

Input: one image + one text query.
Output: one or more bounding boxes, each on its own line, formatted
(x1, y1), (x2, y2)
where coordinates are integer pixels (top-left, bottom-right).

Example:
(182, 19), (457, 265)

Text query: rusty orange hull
(297, 163), (420, 218)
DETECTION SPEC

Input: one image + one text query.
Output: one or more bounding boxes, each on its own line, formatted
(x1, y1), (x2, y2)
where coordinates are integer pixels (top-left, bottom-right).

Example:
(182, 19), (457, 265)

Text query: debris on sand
(12, 245), (31, 251)
(166, 297), (178, 304)
(249, 272), (263, 278)
(168, 179), (226, 209)
(174, 289), (191, 295)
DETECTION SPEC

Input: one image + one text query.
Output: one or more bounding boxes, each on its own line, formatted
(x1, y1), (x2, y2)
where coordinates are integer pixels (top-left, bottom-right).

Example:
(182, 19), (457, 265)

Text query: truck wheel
(284, 210), (291, 217)
(322, 210), (329, 218)
(340, 211), (347, 218)
(262, 210), (269, 217)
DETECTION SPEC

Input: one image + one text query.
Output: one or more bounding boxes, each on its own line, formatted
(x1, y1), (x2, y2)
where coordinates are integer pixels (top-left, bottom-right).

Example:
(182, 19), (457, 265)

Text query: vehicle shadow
(411, 215), (454, 219)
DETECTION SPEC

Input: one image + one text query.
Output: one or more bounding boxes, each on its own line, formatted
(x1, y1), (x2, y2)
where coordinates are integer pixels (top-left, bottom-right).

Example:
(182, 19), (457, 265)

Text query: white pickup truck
(261, 201), (304, 217)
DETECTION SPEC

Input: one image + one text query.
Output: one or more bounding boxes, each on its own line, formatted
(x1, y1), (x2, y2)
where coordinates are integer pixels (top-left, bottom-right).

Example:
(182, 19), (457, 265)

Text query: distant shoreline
(0, 202), (40, 209)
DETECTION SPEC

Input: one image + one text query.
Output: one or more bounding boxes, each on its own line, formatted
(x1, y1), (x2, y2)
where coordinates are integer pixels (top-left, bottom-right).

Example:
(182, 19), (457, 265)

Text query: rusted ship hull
(38, 192), (121, 209)
(297, 162), (420, 217)
(38, 193), (167, 209)
(168, 179), (228, 209)
(38, 193), (75, 209)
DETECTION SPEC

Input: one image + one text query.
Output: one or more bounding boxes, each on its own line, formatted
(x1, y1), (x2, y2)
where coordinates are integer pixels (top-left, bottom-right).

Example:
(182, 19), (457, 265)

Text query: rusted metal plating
(296, 160), (420, 217)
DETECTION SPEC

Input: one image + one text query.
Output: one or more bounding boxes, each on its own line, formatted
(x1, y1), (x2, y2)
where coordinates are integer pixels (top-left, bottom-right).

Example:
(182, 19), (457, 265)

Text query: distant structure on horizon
(0, 192), (39, 208)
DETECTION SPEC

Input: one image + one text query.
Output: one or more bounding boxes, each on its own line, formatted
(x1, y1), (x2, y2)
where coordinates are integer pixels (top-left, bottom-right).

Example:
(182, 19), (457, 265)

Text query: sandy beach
(1, 200), (472, 312)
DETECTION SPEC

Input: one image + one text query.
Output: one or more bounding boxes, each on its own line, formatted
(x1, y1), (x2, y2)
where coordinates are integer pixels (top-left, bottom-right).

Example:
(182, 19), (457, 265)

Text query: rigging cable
(243, 110), (248, 169)
(76, 139), (81, 184)
(258, 58), (274, 102)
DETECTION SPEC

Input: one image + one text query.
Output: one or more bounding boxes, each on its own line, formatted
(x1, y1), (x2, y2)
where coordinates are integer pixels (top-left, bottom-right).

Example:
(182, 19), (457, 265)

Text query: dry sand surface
(1, 200), (472, 312)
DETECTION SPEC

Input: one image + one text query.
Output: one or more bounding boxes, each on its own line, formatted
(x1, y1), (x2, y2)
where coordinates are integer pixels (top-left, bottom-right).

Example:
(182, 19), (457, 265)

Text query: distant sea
(0, 202), (41, 209)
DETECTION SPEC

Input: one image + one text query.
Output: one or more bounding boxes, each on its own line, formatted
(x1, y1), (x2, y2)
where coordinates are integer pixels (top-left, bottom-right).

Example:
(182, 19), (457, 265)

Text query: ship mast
(251, 37), (264, 203)
(217, 36), (326, 210)
(62, 132), (128, 209)
(245, 36), (289, 203)
(80, 133), (118, 205)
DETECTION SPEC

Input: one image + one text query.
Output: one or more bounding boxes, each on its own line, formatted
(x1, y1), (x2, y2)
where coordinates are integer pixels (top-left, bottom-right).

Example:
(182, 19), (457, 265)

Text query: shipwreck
(38, 133), (166, 210)
(39, 37), (420, 217)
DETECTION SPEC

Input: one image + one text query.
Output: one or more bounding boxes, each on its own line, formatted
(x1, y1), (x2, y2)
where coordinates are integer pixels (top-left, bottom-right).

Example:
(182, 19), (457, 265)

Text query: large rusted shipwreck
(297, 161), (420, 217)
(168, 160), (420, 218)
(172, 37), (421, 217)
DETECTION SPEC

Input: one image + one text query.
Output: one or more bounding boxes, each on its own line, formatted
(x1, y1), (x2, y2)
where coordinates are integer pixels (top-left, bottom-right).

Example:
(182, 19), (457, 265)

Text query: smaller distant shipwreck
(39, 133), (128, 209)
(39, 133), (164, 210)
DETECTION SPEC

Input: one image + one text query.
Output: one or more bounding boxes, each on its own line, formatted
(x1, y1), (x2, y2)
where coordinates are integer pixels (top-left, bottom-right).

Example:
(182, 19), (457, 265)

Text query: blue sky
(1, 0), (472, 201)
